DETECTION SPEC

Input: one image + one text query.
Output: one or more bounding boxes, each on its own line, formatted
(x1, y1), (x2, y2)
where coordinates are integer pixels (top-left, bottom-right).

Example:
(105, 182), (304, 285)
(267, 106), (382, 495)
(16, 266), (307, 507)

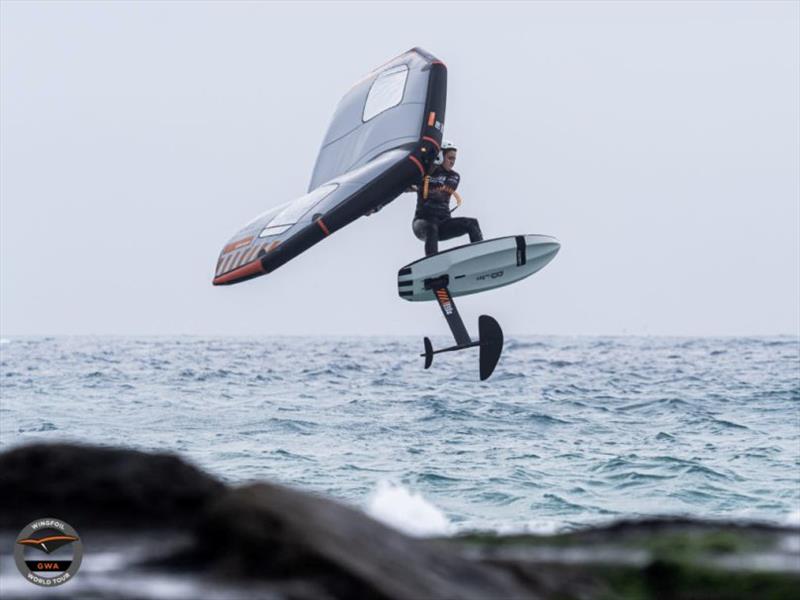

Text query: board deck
(398, 235), (560, 302)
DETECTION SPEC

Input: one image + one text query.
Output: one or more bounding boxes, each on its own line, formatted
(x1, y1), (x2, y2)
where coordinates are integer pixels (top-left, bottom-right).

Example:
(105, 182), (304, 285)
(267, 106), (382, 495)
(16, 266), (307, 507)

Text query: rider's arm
(445, 172), (462, 208)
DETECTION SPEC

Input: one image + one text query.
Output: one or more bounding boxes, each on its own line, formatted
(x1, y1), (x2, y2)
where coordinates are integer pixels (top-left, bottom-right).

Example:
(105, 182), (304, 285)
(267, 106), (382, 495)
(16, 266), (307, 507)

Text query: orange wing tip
(213, 259), (266, 285)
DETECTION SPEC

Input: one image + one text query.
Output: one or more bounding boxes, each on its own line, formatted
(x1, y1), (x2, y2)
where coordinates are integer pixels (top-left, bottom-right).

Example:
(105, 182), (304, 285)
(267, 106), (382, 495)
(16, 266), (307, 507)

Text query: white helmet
(434, 140), (457, 165)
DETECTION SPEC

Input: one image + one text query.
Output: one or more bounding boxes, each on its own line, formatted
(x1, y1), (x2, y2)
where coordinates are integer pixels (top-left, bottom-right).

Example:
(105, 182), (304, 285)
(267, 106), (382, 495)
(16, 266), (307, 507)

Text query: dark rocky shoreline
(1, 443), (797, 599)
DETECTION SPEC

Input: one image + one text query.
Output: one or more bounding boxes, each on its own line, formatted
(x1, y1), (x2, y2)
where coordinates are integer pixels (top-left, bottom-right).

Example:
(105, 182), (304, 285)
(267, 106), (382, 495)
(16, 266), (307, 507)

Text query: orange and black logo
(14, 518), (83, 587)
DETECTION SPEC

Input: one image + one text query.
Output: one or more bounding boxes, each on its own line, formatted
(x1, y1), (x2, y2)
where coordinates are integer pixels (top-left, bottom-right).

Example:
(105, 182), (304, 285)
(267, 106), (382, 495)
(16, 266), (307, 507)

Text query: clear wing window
(259, 184), (338, 238)
(362, 65), (408, 122)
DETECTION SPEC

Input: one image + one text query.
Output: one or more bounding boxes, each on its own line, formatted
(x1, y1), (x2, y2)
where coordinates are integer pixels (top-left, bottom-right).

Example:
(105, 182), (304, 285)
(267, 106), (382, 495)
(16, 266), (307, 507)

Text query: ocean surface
(1, 335), (798, 535)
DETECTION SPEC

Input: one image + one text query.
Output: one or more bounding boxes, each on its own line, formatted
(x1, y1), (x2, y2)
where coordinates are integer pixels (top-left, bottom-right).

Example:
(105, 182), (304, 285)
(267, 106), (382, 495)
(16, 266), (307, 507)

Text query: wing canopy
(213, 48), (447, 286)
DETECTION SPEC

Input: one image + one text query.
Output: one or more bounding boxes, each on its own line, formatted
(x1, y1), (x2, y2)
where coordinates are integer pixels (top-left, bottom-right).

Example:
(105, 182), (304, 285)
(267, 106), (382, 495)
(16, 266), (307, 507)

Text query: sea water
(1, 335), (798, 535)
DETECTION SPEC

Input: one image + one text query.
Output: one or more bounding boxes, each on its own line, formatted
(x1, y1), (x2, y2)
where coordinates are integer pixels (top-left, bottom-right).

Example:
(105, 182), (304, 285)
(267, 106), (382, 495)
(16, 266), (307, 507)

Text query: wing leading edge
(213, 48), (447, 286)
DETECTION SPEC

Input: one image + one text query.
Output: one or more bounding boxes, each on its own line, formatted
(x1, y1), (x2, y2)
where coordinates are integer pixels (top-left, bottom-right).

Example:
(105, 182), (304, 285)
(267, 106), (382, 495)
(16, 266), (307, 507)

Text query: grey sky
(1, 1), (798, 336)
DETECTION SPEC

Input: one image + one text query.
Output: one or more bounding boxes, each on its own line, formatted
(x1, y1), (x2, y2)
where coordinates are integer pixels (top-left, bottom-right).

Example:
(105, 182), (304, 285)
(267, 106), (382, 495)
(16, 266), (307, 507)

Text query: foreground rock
(0, 442), (224, 529)
(0, 443), (797, 599)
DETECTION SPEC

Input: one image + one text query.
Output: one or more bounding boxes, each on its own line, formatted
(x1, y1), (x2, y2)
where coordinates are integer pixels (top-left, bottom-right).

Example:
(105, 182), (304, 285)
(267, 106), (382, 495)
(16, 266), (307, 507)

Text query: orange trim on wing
(213, 259), (266, 285)
(222, 236), (254, 255)
(243, 245), (260, 264)
(230, 250), (243, 269)
(221, 254), (234, 273)
(317, 219), (330, 236)
(422, 136), (440, 149)
(427, 112), (436, 126)
(408, 155), (425, 177)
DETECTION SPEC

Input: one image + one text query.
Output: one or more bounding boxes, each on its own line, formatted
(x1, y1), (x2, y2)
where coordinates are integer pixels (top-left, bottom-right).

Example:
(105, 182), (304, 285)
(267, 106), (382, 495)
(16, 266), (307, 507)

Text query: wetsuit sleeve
(439, 171), (459, 198)
(448, 172), (460, 193)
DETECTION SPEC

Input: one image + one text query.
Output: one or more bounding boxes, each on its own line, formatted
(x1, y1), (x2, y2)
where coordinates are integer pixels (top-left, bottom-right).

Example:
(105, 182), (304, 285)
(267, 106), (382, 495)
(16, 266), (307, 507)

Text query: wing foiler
(212, 48), (561, 381)
(212, 48), (446, 286)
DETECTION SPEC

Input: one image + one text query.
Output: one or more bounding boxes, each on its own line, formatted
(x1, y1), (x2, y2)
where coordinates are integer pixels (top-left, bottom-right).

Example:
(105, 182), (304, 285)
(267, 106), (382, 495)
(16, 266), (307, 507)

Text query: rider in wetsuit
(412, 141), (483, 256)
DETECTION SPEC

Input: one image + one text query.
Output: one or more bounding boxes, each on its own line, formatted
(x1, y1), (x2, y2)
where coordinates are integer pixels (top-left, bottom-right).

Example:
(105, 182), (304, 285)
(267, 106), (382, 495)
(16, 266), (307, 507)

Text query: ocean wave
(504, 339), (549, 350)
(417, 472), (464, 485)
(541, 493), (587, 512)
(264, 418), (319, 435)
(17, 421), (59, 433)
(607, 471), (673, 484)
(708, 417), (749, 430)
(2, 335), (797, 534)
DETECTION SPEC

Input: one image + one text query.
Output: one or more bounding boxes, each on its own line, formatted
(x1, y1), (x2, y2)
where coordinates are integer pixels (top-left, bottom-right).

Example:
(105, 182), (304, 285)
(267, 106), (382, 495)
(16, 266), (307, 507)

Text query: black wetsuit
(413, 166), (482, 256)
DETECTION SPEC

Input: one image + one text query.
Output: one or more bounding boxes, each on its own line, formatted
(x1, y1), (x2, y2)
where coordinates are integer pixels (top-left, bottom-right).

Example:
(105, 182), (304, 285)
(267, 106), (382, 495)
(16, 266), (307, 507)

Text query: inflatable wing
(213, 48), (447, 285)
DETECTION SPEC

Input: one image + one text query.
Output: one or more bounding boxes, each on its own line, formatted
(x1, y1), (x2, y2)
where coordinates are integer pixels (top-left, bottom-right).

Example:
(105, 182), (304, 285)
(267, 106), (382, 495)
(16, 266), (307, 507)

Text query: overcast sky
(1, 1), (798, 336)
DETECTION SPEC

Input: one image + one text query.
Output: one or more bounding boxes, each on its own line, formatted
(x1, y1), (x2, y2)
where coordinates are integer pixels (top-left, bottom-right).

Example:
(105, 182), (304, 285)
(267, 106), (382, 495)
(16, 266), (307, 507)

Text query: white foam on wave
(785, 509), (800, 526)
(0, 338), (10, 344)
(366, 480), (452, 537)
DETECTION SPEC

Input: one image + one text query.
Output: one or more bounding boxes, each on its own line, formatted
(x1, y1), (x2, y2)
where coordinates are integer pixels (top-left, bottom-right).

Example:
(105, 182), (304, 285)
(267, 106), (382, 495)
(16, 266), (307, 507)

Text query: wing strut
(421, 277), (504, 380)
